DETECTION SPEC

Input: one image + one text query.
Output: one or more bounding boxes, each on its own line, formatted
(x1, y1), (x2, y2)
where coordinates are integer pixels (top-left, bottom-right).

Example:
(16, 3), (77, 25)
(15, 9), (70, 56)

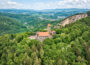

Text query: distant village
(29, 24), (56, 41)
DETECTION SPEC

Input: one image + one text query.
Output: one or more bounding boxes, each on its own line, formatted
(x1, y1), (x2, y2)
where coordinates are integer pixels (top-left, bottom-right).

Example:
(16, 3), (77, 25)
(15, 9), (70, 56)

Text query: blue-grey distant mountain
(0, 9), (37, 14)
(0, 8), (89, 15)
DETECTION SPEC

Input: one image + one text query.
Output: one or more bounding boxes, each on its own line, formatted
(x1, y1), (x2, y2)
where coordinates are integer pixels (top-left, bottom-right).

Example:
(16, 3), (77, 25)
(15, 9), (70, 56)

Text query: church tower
(47, 24), (51, 33)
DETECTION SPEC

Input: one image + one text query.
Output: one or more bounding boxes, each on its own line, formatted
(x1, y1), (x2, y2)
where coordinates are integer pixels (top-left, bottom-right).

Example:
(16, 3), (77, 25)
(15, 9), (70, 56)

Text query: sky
(0, 0), (90, 10)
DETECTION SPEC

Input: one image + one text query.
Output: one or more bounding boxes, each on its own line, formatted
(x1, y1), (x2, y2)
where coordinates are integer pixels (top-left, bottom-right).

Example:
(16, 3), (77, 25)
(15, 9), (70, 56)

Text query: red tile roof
(37, 32), (50, 37)
(48, 24), (51, 27)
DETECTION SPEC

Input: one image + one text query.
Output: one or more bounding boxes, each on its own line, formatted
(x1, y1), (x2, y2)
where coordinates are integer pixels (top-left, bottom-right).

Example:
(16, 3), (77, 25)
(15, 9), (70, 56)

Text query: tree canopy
(0, 16), (90, 65)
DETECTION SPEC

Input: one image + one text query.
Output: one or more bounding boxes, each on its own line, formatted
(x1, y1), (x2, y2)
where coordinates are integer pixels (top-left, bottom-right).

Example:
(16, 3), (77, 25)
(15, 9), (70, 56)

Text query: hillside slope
(61, 13), (88, 26)
(0, 12), (62, 32)
(0, 9), (89, 32)
(0, 16), (28, 35)
(0, 16), (90, 65)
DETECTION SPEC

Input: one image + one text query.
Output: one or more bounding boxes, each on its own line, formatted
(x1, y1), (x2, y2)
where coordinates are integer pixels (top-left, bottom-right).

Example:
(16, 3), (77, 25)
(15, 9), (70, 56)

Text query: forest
(0, 16), (28, 35)
(0, 15), (90, 65)
(0, 12), (62, 34)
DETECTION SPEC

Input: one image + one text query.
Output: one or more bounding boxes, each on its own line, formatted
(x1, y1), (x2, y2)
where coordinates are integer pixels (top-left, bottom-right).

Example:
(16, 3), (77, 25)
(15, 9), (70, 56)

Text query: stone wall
(36, 36), (49, 42)
(62, 13), (88, 26)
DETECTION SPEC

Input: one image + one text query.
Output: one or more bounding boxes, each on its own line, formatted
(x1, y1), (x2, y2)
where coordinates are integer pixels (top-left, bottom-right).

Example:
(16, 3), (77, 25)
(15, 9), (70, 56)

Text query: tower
(47, 24), (51, 33)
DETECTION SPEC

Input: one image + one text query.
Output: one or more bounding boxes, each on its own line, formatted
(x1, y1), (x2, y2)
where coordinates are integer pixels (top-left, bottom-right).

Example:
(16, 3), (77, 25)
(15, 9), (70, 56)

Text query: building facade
(29, 24), (56, 41)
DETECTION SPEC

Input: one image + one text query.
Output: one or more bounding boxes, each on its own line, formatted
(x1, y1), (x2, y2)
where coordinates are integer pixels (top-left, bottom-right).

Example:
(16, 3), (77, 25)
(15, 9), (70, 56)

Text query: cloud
(0, 0), (24, 9)
(26, 0), (90, 10)
(8, 1), (17, 5)
(0, 0), (90, 10)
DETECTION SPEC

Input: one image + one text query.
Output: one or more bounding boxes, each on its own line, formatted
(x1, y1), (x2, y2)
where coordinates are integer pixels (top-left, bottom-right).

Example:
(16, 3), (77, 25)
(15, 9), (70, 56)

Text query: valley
(0, 8), (89, 35)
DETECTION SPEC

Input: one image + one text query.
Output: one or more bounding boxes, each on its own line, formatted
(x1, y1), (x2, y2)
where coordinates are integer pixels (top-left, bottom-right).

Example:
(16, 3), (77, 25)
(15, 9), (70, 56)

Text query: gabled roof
(37, 32), (50, 37)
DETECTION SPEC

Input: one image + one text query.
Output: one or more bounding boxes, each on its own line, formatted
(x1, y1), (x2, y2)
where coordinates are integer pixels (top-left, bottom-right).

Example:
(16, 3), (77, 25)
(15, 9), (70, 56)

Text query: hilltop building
(29, 24), (56, 41)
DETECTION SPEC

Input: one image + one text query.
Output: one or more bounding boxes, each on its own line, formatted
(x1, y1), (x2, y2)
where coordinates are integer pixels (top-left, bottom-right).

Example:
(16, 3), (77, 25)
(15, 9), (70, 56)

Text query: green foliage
(87, 11), (90, 16)
(0, 16), (28, 35)
(0, 16), (90, 65)
(0, 12), (62, 33)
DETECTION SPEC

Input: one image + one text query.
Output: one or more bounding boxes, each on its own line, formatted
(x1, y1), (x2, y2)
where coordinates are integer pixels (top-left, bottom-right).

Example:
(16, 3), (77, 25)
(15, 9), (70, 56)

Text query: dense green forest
(0, 12), (62, 33)
(0, 16), (28, 35)
(0, 16), (90, 65)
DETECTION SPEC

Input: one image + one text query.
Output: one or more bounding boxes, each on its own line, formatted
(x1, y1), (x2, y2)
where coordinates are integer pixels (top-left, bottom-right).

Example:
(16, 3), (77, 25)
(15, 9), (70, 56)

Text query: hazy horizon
(0, 8), (90, 11)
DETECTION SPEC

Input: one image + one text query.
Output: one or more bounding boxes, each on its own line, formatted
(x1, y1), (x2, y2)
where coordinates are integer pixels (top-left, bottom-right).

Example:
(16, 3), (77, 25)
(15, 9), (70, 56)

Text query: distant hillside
(0, 12), (62, 32)
(0, 9), (89, 19)
(0, 16), (28, 35)
(61, 13), (88, 26)
(0, 8), (89, 14)
(55, 13), (88, 28)
(0, 9), (90, 34)
(0, 9), (37, 14)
